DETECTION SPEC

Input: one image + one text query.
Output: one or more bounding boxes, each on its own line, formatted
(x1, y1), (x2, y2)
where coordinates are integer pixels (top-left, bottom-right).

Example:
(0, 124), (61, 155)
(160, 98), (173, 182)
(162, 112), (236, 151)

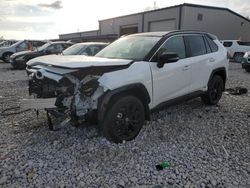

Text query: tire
(233, 53), (244, 63)
(2, 52), (13, 63)
(201, 75), (224, 105)
(86, 110), (98, 124)
(246, 69), (250, 73)
(102, 95), (145, 143)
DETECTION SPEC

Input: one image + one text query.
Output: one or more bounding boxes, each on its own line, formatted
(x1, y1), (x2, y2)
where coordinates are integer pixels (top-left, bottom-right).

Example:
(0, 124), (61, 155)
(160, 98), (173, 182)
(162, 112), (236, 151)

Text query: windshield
(37, 43), (51, 51)
(96, 36), (161, 60)
(10, 40), (22, 47)
(63, 43), (86, 55)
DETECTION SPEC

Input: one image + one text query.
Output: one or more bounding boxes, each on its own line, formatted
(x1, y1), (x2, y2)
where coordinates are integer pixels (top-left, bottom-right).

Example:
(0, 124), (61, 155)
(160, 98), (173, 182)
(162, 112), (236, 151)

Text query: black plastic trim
(98, 83), (151, 122)
(208, 67), (227, 90)
(151, 90), (206, 112)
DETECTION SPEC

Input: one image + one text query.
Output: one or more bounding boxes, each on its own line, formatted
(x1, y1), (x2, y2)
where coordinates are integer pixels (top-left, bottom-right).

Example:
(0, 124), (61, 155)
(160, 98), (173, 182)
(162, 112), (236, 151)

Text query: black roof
(99, 3), (250, 23)
(128, 32), (170, 37)
(128, 30), (218, 39)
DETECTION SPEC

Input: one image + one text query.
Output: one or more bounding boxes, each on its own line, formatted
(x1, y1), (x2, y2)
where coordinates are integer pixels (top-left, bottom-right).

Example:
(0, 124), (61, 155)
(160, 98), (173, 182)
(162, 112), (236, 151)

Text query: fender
(98, 83), (151, 123)
(208, 67), (227, 90)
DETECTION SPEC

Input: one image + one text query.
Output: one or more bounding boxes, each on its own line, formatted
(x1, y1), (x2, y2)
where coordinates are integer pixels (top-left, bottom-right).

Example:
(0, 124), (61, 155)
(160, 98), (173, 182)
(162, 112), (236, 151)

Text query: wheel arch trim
(98, 83), (151, 122)
(208, 67), (227, 90)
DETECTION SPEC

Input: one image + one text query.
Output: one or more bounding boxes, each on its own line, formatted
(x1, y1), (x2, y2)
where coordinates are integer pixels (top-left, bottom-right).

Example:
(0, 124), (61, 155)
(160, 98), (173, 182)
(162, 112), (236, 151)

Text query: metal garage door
(149, 20), (176, 32)
(120, 25), (138, 36)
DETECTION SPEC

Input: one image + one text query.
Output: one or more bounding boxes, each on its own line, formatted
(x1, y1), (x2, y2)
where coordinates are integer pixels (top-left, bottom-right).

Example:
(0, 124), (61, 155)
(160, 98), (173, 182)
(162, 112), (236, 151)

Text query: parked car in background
(0, 40), (47, 63)
(241, 51), (250, 72)
(62, 42), (108, 56)
(10, 41), (73, 69)
(0, 40), (18, 47)
(26, 31), (228, 143)
(221, 40), (250, 62)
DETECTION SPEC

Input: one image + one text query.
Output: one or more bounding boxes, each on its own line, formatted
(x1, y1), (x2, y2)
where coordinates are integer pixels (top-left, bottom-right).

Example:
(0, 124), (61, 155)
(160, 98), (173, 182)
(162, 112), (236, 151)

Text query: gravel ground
(0, 62), (249, 188)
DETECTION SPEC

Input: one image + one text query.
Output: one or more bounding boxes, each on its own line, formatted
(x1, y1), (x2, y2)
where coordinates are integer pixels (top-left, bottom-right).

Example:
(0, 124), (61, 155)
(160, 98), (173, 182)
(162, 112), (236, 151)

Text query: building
(59, 3), (250, 42)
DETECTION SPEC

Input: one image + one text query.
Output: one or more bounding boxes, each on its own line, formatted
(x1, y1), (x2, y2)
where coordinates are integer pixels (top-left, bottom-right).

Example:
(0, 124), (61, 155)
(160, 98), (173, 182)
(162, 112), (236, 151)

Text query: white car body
(221, 40), (250, 60)
(27, 34), (228, 110)
(26, 31), (229, 142)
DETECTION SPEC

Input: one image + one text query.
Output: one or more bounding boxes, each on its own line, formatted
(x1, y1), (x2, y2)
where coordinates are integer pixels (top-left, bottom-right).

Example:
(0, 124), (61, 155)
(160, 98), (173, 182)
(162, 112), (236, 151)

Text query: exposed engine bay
(25, 57), (132, 127)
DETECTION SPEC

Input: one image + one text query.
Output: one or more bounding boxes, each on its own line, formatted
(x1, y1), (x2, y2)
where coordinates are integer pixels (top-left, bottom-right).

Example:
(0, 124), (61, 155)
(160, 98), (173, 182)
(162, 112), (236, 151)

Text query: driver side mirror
(157, 52), (179, 68)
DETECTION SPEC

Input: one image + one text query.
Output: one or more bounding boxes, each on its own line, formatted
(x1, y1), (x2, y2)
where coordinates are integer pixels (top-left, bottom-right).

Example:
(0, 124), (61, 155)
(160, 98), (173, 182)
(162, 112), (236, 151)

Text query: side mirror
(157, 52), (179, 68)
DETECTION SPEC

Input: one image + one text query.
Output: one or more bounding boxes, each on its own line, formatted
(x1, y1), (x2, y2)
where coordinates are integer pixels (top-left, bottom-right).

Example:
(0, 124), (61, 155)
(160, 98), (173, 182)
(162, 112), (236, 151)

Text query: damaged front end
(25, 55), (133, 129)
(26, 65), (107, 126)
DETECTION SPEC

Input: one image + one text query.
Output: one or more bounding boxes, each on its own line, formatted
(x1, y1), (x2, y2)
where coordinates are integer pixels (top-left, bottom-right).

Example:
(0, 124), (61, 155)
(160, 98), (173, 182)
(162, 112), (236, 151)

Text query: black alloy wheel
(3, 53), (13, 63)
(234, 53), (244, 63)
(102, 95), (145, 143)
(201, 75), (224, 105)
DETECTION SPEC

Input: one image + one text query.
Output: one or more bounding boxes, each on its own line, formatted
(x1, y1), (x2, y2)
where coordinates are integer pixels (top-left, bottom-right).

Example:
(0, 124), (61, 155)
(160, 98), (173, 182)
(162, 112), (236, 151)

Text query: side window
(47, 44), (63, 53)
(206, 36), (218, 52)
(33, 41), (45, 48)
(55, 44), (64, 53)
(185, 35), (206, 57)
(237, 41), (250, 46)
(83, 47), (93, 56)
(154, 36), (186, 61)
(223, 42), (233, 47)
(63, 43), (72, 50)
(204, 37), (212, 53)
(89, 46), (102, 56)
(16, 41), (28, 51)
(46, 44), (56, 52)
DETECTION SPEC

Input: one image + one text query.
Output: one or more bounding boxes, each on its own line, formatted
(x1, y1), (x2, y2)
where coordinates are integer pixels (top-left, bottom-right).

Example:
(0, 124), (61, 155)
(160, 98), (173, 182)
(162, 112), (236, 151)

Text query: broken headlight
(80, 79), (99, 97)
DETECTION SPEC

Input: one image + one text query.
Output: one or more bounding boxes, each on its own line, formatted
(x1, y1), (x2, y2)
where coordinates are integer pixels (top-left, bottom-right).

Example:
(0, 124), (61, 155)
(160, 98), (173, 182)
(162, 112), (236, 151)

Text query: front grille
(29, 77), (58, 98)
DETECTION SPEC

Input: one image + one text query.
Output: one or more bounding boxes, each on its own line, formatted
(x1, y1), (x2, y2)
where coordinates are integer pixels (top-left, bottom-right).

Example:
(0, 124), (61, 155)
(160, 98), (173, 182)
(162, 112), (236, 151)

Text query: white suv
(221, 40), (250, 62)
(26, 31), (228, 143)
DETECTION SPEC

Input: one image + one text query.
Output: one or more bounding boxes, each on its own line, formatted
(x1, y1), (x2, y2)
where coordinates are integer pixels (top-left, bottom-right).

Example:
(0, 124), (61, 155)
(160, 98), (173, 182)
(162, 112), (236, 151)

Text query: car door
(149, 35), (191, 107)
(184, 35), (217, 92)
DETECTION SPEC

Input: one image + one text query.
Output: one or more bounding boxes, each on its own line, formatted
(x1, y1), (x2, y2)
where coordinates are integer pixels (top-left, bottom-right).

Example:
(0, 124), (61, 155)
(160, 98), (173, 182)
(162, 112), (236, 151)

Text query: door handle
(182, 65), (191, 71)
(209, 58), (215, 62)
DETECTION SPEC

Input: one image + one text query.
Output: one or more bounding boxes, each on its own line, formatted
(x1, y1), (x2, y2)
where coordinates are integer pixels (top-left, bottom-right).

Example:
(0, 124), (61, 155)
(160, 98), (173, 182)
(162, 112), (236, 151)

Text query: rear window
(237, 41), (250, 46)
(185, 35), (207, 57)
(223, 42), (233, 47)
(206, 36), (218, 52)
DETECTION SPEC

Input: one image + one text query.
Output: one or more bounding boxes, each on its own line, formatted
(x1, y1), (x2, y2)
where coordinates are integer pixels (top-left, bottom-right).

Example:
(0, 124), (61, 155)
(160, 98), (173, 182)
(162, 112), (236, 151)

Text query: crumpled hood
(27, 55), (133, 69)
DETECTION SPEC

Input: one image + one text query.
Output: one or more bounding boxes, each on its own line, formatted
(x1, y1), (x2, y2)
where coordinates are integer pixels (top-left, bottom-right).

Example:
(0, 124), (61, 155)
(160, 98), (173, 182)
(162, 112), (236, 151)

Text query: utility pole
(154, 1), (157, 10)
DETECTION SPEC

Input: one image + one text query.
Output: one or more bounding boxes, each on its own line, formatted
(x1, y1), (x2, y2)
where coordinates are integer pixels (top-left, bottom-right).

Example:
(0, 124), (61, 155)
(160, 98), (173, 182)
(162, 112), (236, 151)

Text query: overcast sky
(0, 0), (249, 40)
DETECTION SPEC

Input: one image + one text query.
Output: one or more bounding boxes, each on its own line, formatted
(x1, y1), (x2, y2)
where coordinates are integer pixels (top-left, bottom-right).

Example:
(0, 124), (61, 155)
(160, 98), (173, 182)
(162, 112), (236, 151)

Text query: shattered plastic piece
(156, 162), (170, 170)
(225, 87), (248, 95)
(21, 98), (56, 110)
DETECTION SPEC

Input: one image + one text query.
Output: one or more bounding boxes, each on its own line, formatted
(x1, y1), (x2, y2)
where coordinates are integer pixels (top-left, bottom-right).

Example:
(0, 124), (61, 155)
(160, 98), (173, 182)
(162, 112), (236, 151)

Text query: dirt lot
(0, 61), (249, 188)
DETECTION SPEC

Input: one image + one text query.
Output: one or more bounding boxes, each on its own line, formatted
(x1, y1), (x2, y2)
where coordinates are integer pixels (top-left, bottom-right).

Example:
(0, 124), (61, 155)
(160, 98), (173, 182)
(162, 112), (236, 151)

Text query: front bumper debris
(20, 98), (56, 110)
